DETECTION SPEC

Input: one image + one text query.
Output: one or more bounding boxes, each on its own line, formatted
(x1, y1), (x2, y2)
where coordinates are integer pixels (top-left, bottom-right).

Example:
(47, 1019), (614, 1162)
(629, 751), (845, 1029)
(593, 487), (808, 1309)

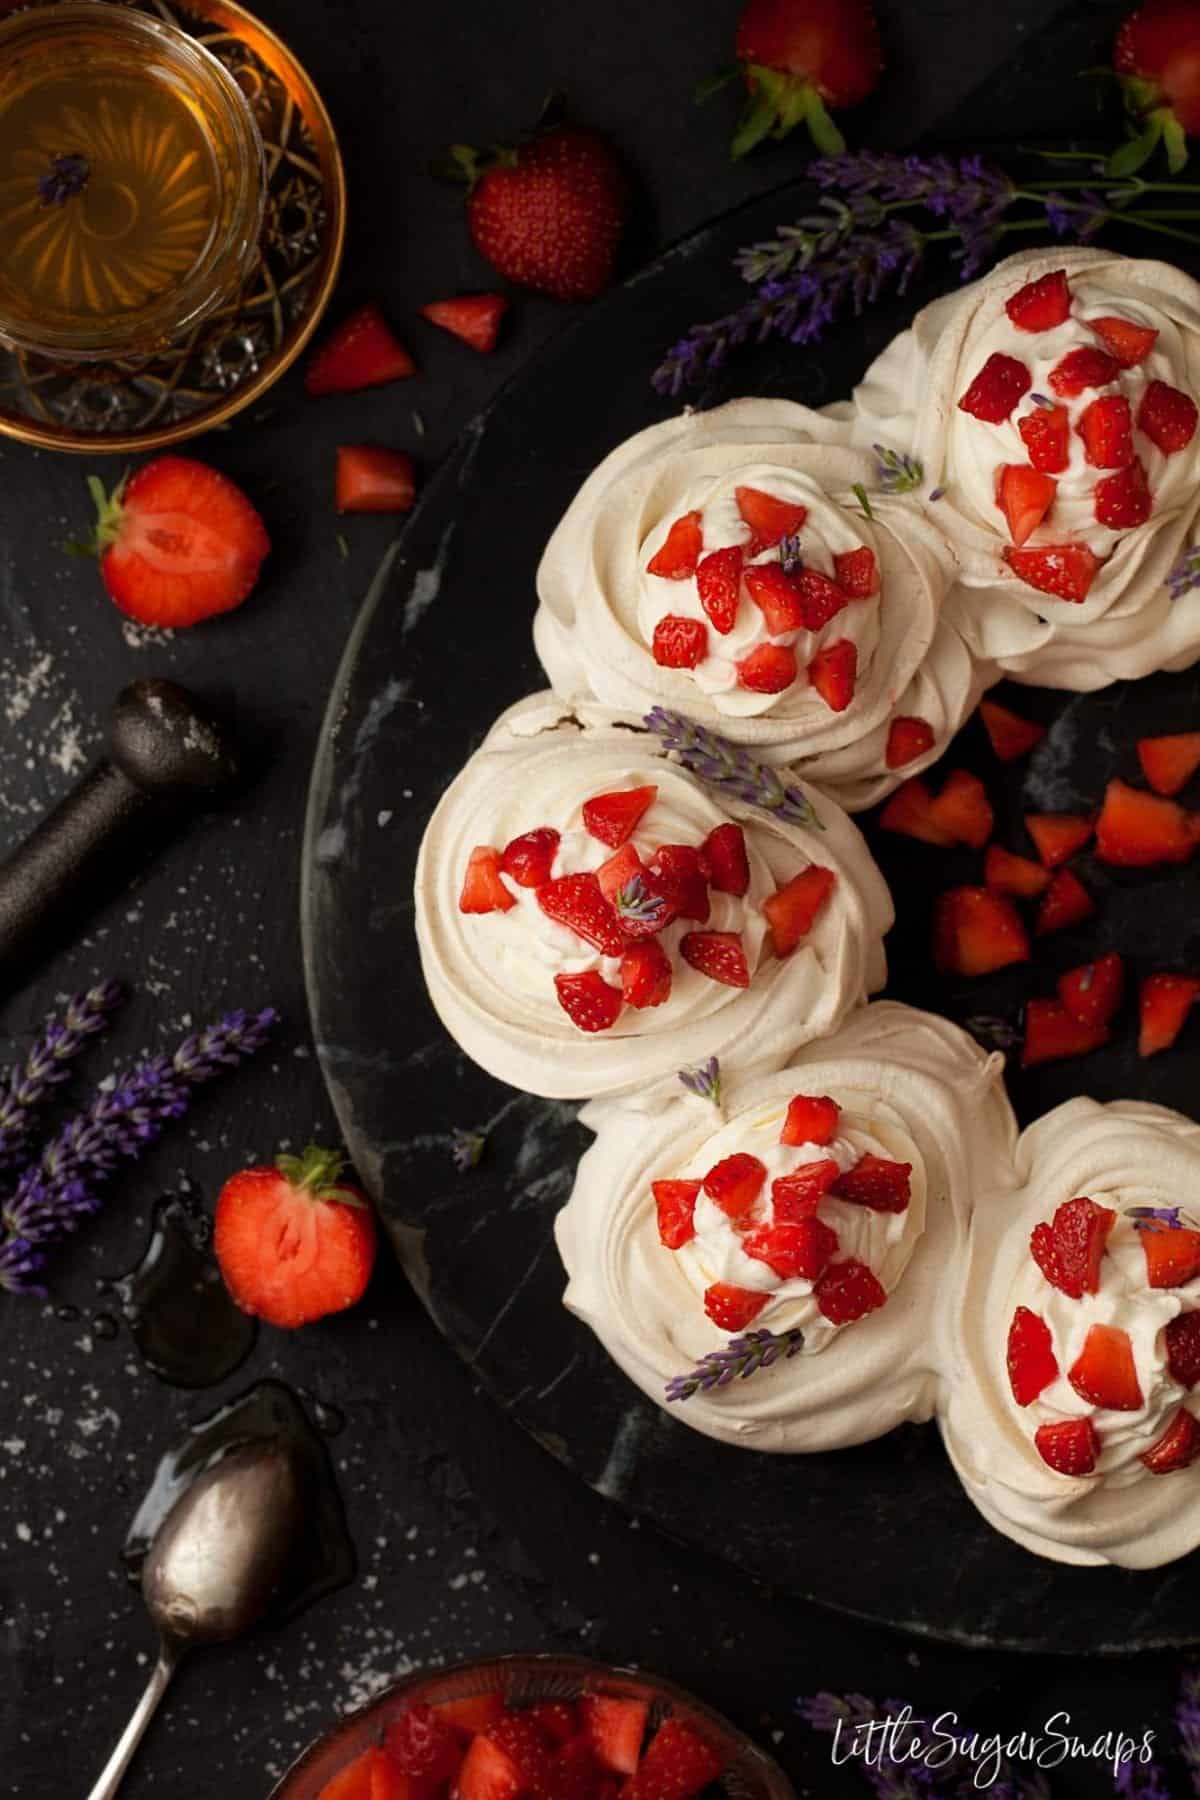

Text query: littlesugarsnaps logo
(823, 1705), (1157, 1791)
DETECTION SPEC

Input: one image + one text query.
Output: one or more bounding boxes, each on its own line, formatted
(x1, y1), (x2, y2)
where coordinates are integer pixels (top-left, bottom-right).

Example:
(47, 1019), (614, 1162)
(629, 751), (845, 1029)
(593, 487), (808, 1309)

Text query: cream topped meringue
(534, 399), (984, 810)
(414, 693), (893, 1102)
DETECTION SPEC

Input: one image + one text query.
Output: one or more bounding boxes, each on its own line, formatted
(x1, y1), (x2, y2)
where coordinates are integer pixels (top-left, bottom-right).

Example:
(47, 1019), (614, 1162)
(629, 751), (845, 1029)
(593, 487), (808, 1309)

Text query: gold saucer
(0, 0), (346, 453)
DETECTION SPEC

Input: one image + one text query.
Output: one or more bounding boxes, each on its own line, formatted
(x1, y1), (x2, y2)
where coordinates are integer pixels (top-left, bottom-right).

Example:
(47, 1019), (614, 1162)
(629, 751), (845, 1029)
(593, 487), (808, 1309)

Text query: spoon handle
(86, 1642), (181, 1800)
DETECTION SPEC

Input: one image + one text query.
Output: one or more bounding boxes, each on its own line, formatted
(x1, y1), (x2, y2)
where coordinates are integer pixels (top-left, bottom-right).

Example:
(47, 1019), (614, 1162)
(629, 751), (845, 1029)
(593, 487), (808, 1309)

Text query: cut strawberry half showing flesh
(620, 939), (672, 1008)
(885, 715), (936, 769)
(744, 563), (806, 634)
(933, 887), (1031, 977)
(653, 1179), (700, 1249)
(649, 843), (710, 921)
(763, 865), (836, 957)
(1047, 345), (1120, 397)
(420, 292), (508, 352)
(695, 545), (743, 634)
(538, 872), (627, 953)
(527, 1702), (579, 1746)
(985, 845), (1050, 899)
(832, 1154), (912, 1213)
(335, 445), (416, 515)
(501, 827), (559, 888)
(646, 511), (703, 579)
(796, 567), (853, 631)
(702, 1152), (767, 1219)
(456, 1734), (523, 1800)
(1138, 732), (1200, 798)
(652, 615), (707, 668)
(1139, 972), (1200, 1057)
(930, 769), (993, 850)
(1017, 403), (1071, 474)
(1167, 1312), (1200, 1388)
(680, 929), (750, 986)
(1142, 1226), (1200, 1289)
(736, 642), (796, 693)
(1022, 998), (1111, 1067)
(703, 1282), (768, 1330)
(1057, 952), (1124, 1027)
(435, 1694), (506, 1739)
(958, 352), (1031, 422)
(700, 822), (749, 895)
(734, 484), (807, 549)
(1068, 1323), (1143, 1411)
(1029, 1195), (1115, 1298)
(1035, 1417), (1100, 1477)
(582, 784), (657, 848)
(833, 545), (879, 597)
(1088, 314), (1158, 368)
(1137, 379), (1199, 454)
(1141, 1410), (1200, 1475)
(1096, 778), (1200, 866)
(596, 841), (644, 903)
(306, 302), (415, 395)
(743, 1215), (839, 1279)
(1077, 394), (1134, 469)
(1025, 811), (1093, 867)
(1094, 456), (1152, 530)
(979, 697), (1047, 762)
(1007, 1306), (1058, 1406)
(460, 846), (517, 913)
(487, 1715), (555, 1790)
(997, 463), (1057, 545)
(780, 1093), (841, 1146)
(622, 1717), (726, 1800)
(878, 778), (957, 848)
(1035, 868), (1095, 937)
(771, 1159), (840, 1221)
(1003, 543), (1101, 604)
(1005, 268), (1071, 332)
(814, 1257), (887, 1324)
(808, 638), (857, 712)
(553, 970), (623, 1032)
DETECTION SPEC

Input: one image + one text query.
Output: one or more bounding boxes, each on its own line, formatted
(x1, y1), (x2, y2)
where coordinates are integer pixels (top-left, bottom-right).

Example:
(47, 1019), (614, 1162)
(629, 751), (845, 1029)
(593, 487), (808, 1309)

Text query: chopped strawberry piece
(434, 1694), (506, 1739)
(743, 1215), (839, 1279)
(1077, 394), (1134, 469)
(489, 1715), (555, 1789)
(386, 1703), (464, 1782)
(744, 563), (806, 634)
(1138, 732), (1200, 797)
(1036, 868), (1095, 937)
(596, 842), (644, 903)
(997, 463), (1057, 545)
(1003, 543), (1101, 603)
(539, 872), (627, 953)
(1088, 314), (1158, 368)
(1137, 378), (1199, 453)
(1047, 345), (1120, 397)
(1139, 972), (1200, 1057)
(700, 822), (749, 895)
(554, 971), (624, 1033)
(622, 1718), (726, 1800)
(833, 545), (879, 597)
(832, 1154), (912, 1213)
(1005, 268), (1071, 332)
(734, 484), (807, 549)
(885, 716), (936, 769)
(1022, 998), (1111, 1067)
(647, 512), (703, 579)
(808, 638), (857, 712)
(680, 929), (750, 986)
(317, 1749), (386, 1800)
(420, 292), (508, 352)
(703, 1283), (768, 1330)
(306, 302), (415, 395)
(1167, 1313), (1200, 1388)
(814, 1257), (887, 1324)
(549, 1735), (605, 1799)
(528, 1703), (580, 1746)
(460, 846), (517, 913)
(933, 887), (1031, 977)
(703, 1152), (766, 1219)
(649, 844), (709, 921)
(1069, 1323), (1143, 1411)
(1142, 1227), (1200, 1289)
(930, 769), (994, 850)
(582, 784), (657, 848)
(1058, 952), (1125, 1027)
(456, 1734), (523, 1800)
(579, 1698), (649, 1777)
(1096, 778), (1200, 866)
(653, 1179), (701, 1249)
(958, 352), (1031, 422)
(1035, 1417), (1100, 1477)
(985, 845), (1050, 899)
(652, 615), (707, 668)
(501, 827), (559, 888)
(796, 567), (853, 631)
(1025, 812), (1093, 867)
(1094, 456), (1152, 530)
(736, 642), (796, 693)
(696, 545), (743, 635)
(979, 697), (1047, 762)
(335, 445), (416, 515)
(1017, 403), (1071, 474)
(771, 1159), (840, 1221)
(1007, 1307), (1058, 1406)
(1030, 1195), (1116, 1297)
(620, 940), (672, 1008)
(878, 777), (956, 848)
(780, 1093), (841, 1146)
(618, 867), (679, 939)
(763, 865), (836, 957)
(1141, 1410), (1200, 1474)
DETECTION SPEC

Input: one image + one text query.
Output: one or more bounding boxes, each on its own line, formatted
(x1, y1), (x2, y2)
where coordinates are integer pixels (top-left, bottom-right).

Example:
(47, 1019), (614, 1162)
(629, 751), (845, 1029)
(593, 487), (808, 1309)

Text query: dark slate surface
(3, 0), (1196, 1796)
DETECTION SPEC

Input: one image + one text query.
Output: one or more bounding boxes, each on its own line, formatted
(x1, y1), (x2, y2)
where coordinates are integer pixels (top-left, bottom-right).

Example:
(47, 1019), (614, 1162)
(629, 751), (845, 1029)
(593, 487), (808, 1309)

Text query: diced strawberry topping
(958, 352), (1031, 422)
(703, 1283), (768, 1330)
(930, 769), (994, 850)
(647, 511), (703, 579)
(582, 784), (657, 848)
(620, 940), (672, 1008)
(743, 1215), (839, 1279)
(771, 1159), (840, 1220)
(621, 1717), (726, 1800)
(456, 1735), (523, 1800)
(1025, 811), (1093, 867)
(814, 1257), (887, 1324)
(1138, 732), (1200, 798)
(933, 887), (1031, 977)
(652, 615), (707, 668)
(878, 777), (957, 848)
(1035, 1417), (1100, 1477)
(1088, 314), (1158, 368)
(763, 865), (836, 957)
(460, 846), (517, 914)
(1142, 1226), (1200, 1289)
(649, 844), (710, 921)
(1077, 394), (1134, 469)
(1167, 1312), (1200, 1388)
(554, 971), (624, 1032)
(1058, 952), (1125, 1027)
(385, 1704), (464, 1782)
(680, 929), (750, 986)
(1018, 403), (1071, 474)
(434, 1695), (506, 1739)
(1007, 1306), (1059, 1406)
(703, 1152), (766, 1219)
(620, 865), (680, 940)
(1003, 542), (1101, 603)
(653, 1179), (701, 1249)
(1021, 998), (1111, 1067)
(700, 822), (749, 895)
(885, 716), (936, 769)
(1005, 269), (1071, 332)
(501, 827), (560, 888)
(1036, 867), (1095, 937)
(539, 872), (627, 953)
(306, 303), (415, 396)
(1048, 346), (1120, 397)
(527, 1703), (580, 1746)
(984, 844), (1051, 899)
(488, 1715), (555, 1789)
(578, 1697), (649, 1777)
(420, 292), (508, 353)
(1141, 1410), (1200, 1475)
(547, 1735), (604, 1799)
(1137, 379), (1199, 453)
(808, 638), (857, 713)
(734, 484), (807, 550)
(833, 546), (879, 597)
(1139, 972), (1200, 1057)
(780, 1093), (841, 1146)
(744, 563), (806, 634)
(1094, 456), (1152, 530)
(1030, 1195), (1116, 1298)
(696, 545), (743, 635)
(1069, 1323), (1143, 1411)
(796, 567), (854, 631)
(832, 1154), (912, 1214)
(979, 697), (1047, 762)
(596, 841), (644, 904)
(997, 463), (1057, 545)
(1096, 778), (1200, 866)
(736, 642), (797, 693)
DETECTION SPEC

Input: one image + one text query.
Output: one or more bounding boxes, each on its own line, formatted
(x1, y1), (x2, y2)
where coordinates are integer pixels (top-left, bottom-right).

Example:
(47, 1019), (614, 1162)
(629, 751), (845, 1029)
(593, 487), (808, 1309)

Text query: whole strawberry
(726, 0), (883, 158)
(451, 124), (628, 302)
(1112, 0), (1200, 173)
(214, 1144), (376, 1328)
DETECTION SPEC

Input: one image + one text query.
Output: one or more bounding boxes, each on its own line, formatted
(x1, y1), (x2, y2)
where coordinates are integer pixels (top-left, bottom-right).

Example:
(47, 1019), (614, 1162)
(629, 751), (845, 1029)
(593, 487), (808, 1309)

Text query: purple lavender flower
(1127, 1205), (1188, 1234)
(1045, 189), (1108, 240)
(450, 1127), (487, 1171)
(678, 1056), (721, 1107)
(1168, 546), (1200, 602)
(644, 707), (822, 830)
(1175, 1664), (1200, 1793)
(810, 150), (1013, 278)
(666, 1327), (803, 1403)
(614, 875), (666, 929)
(1115, 1758), (1174, 1799)
(873, 443), (924, 494)
(0, 980), (123, 1167)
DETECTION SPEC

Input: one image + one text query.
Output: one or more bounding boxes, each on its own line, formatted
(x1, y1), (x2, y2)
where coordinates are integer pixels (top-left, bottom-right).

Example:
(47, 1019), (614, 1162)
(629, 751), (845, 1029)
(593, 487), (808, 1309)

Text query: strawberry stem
(731, 65), (846, 161)
(275, 1143), (366, 1208)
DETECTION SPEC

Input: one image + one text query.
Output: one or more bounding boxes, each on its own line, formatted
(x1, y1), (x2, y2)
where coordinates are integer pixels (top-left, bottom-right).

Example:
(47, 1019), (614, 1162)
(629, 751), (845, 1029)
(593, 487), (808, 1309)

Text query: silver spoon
(88, 1442), (303, 1800)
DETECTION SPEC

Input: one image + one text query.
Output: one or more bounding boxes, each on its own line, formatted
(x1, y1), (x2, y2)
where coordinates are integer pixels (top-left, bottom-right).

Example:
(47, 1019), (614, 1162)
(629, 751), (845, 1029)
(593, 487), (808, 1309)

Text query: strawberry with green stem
(704, 0), (884, 159)
(1110, 0), (1200, 175)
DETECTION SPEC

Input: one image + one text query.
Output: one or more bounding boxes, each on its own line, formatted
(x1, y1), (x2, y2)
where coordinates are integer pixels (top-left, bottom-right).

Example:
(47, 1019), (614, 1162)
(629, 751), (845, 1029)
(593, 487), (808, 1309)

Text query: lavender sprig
(1175, 1665), (1200, 1793)
(451, 1127), (487, 1171)
(613, 875), (666, 928)
(0, 981), (123, 1168)
(666, 1327), (803, 1403)
(778, 529), (804, 574)
(645, 707), (822, 831)
(678, 1056), (721, 1108)
(873, 443), (924, 494)
(1127, 1205), (1187, 1233)
(1168, 546), (1200, 602)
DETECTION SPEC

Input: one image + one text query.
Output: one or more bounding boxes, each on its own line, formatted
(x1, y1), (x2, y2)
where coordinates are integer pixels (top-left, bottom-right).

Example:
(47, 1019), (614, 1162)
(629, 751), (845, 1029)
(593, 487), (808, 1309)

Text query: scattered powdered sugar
(0, 647), (99, 815)
(120, 620), (175, 651)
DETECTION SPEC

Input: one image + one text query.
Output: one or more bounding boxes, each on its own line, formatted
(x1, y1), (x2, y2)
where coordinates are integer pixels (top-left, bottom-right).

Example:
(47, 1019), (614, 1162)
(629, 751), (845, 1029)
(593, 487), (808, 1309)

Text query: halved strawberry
(1069, 1323), (1143, 1411)
(501, 827), (559, 888)
(554, 970), (624, 1032)
(1167, 1312), (1200, 1388)
(420, 292), (508, 351)
(1035, 868), (1095, 937)
(1005, 269), (1071, 332)
(620, 940), (672, 1008)
(814, 1257), (887, 1324)
(734, 484), (807, 549)
(460, 846), (517, 913)
(1022, 998), (1111, 1067)
(1139, 972), (1200, 1057)
(306, 303), (415, 395)
(1142, 1226), (1200, 1289)
(736, 642), (796, 692)
(434, 1694), (505, 1739)
(1137, 378), (1199, 453)
(700, 822), (749, 895)
(582, 785), (657, 848)
(930, 769), (994, 850)
(832, 1154), (912, 1213)
(1096, 777), (1200, 866)
(596, 842), (644, 904)
(488, 1715), (555, 1790)
(318, 1748), (407, 1800)
(1138, 732), (1200, 797)
(653, 1179), (701, 1249)
(703, 1283), (768, 1330)
(1047, 346), (1120, 397)
(1025, 812), (1093, 867)
(1029, 1195), (1115, 1297)
(456, 1734), (522, 1800)
(780, 1093), (841, 1146)
(985, 845), (1051, 899)
(1077, 394), (1135, 470)
(1141, 1410), (1200, 1474)
(979, 697), (1047, 761)
(878, 778), (956, 848)
(703, 1152), (766, 1219)
(933, 887), (1031, 977)
(1003, 543), (1101, 603)
(696, 546), (743, 634)
(647, 511), (703, 579)
(538, 872), (627, 953)
(1007, 1307), (1058, 1406)
(833, 545), (879, 597)
(680, 930), (750, 986)
(885, 716), (936, 769)
(1018, 403), (1071, 474)
(649, 844), (709, 921)
(1058, 952), (1124, 1026)
(763, 865), (836, 957)
(1094, 457), (1152, 530)
(744, 563), (805, 633)
(652, 615), (707, 668)
(997, 463), (1057, 545)
(743, 1215), (839, 1279)
(335, 445), (416, 515)
(1088, 314), (1158, 368)
(958, 353), (1031, 422)
(795, 567), (853, 631)
(527, 1703), (580, 1746)
(808, 638), (857, 712)
(622, 1718), (726, 1800)
(771, 1159), (840, 1221)
(386, 1703), (464, 1782)
(1035, 1417), (1100, 1477)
